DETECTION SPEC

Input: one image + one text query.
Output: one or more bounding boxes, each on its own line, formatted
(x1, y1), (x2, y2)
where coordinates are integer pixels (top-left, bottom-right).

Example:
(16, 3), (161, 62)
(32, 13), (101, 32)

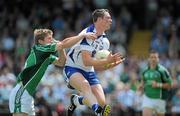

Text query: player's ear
(38, 39), (44, 44)
(97, 17), (102, 22)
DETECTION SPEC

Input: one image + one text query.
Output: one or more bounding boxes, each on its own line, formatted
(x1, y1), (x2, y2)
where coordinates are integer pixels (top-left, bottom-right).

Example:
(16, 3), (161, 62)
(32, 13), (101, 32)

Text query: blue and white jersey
(65, 24), (110, 72)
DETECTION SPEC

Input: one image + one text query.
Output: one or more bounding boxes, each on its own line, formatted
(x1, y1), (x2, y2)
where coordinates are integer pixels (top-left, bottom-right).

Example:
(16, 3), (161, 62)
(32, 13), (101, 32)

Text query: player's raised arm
(60, 32), (96, 49)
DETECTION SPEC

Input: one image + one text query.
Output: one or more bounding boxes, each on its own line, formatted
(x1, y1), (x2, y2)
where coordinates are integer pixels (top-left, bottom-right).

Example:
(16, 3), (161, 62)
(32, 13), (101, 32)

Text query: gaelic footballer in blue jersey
(64, 9), (125, 116)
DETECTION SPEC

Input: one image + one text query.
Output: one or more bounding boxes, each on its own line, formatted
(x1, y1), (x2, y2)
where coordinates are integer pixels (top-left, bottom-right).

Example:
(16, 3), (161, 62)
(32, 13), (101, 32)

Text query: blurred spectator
(0, 50), (6, 69)
(16, 14), (29, 32)
(0, 65), (16, 102)
(145, 0), (158, 28)
(151, 32), (169, 55)
(117, 83), (136, 116)
(133, 90), (143, 115)
(110, 24), (127, 45)
(15, 32), (29, 72)
(1, 29), (15, 52)
(52, 15), (65, 31)
(171, 89), (180, 116)
(168, 26), (180, 59)
(119, 6), (132, 31)
(34, 92), (52, 116)
(93, 0), (108, 8)
(119, 65), (130, 83)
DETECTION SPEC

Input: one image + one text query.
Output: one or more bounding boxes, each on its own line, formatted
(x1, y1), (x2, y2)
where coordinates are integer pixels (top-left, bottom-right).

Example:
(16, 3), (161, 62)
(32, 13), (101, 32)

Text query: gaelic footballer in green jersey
(142, 64), (172, 99)
(139, 50), (172, 116)
(9, 29), (96, 116)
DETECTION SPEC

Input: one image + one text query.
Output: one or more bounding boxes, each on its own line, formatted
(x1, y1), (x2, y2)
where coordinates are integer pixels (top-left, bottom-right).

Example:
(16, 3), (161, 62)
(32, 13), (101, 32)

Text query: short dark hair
(149, 49), (159, 54)
(34, 29), (53, 44)
(92, 9), (109, 22)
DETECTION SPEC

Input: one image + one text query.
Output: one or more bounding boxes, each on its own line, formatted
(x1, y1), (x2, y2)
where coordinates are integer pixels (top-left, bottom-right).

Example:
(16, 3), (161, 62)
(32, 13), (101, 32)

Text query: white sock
(73, 95), (81, 106)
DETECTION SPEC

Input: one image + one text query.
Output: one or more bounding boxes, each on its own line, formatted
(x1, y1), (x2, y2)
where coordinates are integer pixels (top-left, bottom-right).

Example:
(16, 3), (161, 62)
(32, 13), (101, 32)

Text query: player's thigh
(91, 84), (106, 106)
(69, 72), (91, 92)
(13, 112), (28, 116)
(143, 107), (154, 116)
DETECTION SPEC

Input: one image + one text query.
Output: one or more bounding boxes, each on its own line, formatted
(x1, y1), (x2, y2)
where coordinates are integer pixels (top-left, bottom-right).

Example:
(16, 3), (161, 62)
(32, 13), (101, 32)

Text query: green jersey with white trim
(142, 64), (172, 99)
(17, 43), (57, 95)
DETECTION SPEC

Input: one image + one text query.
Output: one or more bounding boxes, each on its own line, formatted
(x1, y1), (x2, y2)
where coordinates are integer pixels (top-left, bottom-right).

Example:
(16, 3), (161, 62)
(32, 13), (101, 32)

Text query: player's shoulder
(79, 24), (95, 35)
(79, 25), (95, 45)
(157, 64), (171, 77)
(142, 65), (149, 72)
(34, 43), (56, 52)
(157, 64), (168, 72)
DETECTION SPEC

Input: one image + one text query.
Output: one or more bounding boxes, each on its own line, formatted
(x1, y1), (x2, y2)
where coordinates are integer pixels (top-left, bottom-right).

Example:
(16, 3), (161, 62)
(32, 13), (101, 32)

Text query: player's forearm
(61, 35), (84, 48)
(83, 58), (110, 67)
(94, 62), (120, 71)
(94, 64), (114, 71)
(157, 83), (172, 89)
(53, 49), (67, 67)
(58, 49), (67, 64)
(94, 65), (107, 71)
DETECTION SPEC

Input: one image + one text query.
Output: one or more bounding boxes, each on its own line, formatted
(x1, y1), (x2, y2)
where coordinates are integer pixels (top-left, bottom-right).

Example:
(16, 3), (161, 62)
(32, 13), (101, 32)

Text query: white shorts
(9, 83), (35, 115)
(142, 95), (166, 114)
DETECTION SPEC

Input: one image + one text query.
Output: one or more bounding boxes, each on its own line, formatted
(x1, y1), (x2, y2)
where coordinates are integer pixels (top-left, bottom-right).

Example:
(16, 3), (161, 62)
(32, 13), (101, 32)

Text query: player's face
(149, 53), (159, 65)
(100, 12), (112, 30)
(43, 35), (53, 44)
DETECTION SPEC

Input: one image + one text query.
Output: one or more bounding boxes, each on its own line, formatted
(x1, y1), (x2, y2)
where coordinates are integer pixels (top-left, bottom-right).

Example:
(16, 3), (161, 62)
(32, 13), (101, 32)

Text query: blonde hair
(34, 29), (53, 44)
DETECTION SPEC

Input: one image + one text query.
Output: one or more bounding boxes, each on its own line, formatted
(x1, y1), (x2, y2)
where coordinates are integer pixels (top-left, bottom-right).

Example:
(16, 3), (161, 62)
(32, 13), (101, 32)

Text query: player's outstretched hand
(104, 52), (125, 69)
(114, 56), (125, 65)
(107, 52), (125, 64)
(83, 32), (97, 40)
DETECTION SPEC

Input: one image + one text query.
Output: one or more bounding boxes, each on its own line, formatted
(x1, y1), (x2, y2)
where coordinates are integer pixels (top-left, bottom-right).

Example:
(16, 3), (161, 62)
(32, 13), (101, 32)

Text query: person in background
(139, 50), (172, 116)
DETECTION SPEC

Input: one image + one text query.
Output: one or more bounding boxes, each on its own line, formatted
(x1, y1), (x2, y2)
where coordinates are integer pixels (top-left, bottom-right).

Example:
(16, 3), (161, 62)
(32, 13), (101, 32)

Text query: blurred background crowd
(0, 0), (180, 116)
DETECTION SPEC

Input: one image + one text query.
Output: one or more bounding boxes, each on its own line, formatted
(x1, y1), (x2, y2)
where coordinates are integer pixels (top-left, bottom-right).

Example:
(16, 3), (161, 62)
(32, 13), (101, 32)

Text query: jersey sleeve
(79, 29), (94, 52)
(161, 68), (172, 83)
(141, 66), (148, 81)
(49, 54), (58, 63)
(79, 38), (94, 52)
(35, 43), (56, 52)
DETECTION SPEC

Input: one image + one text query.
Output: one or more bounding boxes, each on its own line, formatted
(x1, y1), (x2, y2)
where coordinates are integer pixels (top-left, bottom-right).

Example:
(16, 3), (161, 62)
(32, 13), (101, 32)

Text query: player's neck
(94, 23), (105, 36)
(149, 64), (157, 69)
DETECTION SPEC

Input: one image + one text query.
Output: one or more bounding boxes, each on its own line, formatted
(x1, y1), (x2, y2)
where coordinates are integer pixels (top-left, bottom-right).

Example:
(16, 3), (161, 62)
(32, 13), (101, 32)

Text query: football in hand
(95, 50), (110, 59)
